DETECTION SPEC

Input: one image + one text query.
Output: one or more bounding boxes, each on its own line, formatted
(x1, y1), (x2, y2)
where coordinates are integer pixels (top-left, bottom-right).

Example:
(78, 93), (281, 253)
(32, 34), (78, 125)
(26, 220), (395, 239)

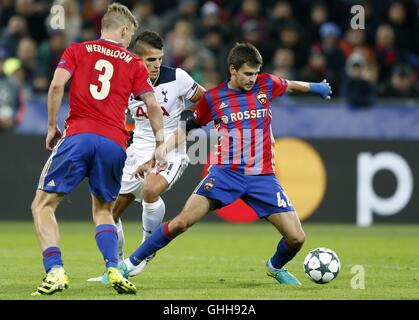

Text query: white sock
(115, 219), (125, 263)
(141, 198), (165, 243)
(267, 259), (278, 272)
(124, 257), (135, 271)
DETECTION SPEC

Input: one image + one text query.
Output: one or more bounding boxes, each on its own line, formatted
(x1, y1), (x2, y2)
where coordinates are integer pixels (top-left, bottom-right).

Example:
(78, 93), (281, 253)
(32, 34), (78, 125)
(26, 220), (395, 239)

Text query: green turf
(1, 221), (418, 300)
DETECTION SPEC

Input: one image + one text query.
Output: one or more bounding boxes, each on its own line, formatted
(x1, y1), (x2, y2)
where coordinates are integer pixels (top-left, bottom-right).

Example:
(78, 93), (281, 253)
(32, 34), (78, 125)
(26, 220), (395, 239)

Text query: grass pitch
(0, 221), (418, 300)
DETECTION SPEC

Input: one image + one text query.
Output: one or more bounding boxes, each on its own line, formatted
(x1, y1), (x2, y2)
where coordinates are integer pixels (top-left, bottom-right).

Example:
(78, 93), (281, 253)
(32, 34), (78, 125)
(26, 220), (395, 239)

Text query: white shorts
(119, 146), (189, 201)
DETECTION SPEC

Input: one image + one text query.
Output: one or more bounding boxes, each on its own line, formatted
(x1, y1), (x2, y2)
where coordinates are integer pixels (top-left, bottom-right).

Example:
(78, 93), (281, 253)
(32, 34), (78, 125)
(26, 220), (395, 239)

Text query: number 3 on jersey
(89, 59), (114, 100)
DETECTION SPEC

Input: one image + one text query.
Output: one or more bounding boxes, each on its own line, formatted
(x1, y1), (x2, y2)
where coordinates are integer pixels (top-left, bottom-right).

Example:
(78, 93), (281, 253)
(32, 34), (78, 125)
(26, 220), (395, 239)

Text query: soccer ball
(303, 247), (340, 284)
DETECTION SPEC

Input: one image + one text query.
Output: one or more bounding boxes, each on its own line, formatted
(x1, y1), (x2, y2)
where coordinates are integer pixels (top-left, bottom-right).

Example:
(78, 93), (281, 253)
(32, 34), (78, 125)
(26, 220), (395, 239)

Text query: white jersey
(128, 66), (198, 157)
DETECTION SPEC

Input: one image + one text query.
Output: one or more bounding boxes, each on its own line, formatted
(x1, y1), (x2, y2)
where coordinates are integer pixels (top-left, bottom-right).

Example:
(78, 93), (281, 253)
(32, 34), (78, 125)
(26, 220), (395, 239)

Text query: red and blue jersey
(195, 73), (287, 175)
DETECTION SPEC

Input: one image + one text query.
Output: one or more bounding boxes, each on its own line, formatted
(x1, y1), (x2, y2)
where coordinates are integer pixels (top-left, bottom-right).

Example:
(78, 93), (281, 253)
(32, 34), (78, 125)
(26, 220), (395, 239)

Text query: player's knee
(170, 217), (192, 236)
(31, 195), (52, 217)
(142, 184), (160, 203)
(287, 232), (306, 251)
(31, 199), (40, 217)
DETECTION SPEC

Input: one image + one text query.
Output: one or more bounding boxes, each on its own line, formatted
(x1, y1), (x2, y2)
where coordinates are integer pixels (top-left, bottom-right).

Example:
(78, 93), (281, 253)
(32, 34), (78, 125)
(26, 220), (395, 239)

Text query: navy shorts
(194, 165), (295, 218)
(37, 133), (126, 202)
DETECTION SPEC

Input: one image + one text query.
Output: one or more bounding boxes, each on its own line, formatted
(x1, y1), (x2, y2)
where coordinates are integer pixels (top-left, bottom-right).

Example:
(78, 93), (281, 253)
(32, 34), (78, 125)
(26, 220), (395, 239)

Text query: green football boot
(266, 264), (301, 285)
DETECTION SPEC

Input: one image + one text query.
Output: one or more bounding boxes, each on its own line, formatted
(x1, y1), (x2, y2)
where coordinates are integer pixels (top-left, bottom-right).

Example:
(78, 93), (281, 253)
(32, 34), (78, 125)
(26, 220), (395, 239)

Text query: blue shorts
(37, 133), (126, 202)
(195, 166), (295, 219)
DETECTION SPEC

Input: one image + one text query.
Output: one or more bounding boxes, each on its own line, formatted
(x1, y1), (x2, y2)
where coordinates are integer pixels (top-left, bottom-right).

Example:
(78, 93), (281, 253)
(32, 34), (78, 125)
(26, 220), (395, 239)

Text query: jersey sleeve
(176, 68), (199, 100)
(194, 94), (213, 126)
(132, 59), (154, 98)
(269, 74), (288, 98)
(57, 43), (77, 74)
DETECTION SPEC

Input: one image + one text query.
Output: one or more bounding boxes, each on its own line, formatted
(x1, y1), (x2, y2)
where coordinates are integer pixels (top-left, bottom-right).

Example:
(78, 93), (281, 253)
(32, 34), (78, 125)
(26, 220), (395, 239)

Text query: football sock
(141, 198), (165, 243)
(129, 222), (174, 266)
(270, 238), (299, 269)
(42, 246), (63, 273)
(95, 224), (118, 269)
(115, 219), (125, 263)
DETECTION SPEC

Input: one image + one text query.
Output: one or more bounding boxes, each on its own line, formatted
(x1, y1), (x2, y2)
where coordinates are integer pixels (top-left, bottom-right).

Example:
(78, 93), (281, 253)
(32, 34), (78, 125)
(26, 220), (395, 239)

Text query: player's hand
(154, 143), (168, 172)
(45, 126), (62, 151)
(130, 159), (155, 179)
(318, 79), (332, 100)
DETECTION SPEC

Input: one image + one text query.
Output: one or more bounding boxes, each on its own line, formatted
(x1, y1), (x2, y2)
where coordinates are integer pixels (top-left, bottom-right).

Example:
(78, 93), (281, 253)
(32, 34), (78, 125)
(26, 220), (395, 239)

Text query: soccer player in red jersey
(120, 43), (332, 286)
(30, 3), (167, 296)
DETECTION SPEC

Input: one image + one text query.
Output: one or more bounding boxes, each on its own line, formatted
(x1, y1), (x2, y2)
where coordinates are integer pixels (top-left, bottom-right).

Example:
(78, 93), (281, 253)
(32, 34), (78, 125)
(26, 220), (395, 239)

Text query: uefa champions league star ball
(303, 247), (340, 284)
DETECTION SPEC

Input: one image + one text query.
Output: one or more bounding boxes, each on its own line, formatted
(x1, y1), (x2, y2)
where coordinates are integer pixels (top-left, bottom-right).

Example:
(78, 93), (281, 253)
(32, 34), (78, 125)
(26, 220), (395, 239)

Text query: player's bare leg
(112, 193), (136, 223)
(91, 194), (136, 294)
(267, 211), (306, 250)
(168, 194), (216, 237)
(265, 211), (306, 285)
(31, 190), (68, 295)
(31, 190), (64, 250)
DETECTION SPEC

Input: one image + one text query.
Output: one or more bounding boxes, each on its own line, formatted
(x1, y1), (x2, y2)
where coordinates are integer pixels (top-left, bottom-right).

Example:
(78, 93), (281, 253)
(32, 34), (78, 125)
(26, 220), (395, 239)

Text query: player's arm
(286, 79), (332, 99)
(164, 84), (206, 154)
(46, 68), (72, 150)
(140, 91), (167, 170)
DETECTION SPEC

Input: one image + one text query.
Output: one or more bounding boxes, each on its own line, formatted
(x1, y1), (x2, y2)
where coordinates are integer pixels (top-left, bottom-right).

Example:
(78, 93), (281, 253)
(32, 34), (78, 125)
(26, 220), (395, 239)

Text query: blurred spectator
(310, 22), (346, 92)
(160, 0), (200, 35)
(164, 18), (197, 68)
(199, 1), (222, 30)
(132, 0), (161, 36)
(234, 0), (267, 42)
(79, 20), (99, 42)
(299, 46), (329, 83)
(268, 1), (298, 33)
(0, 57), (26, 132)
(268, 47), (296, 80)
(305, 2), (329, 44)
(374, 24), (401, 82)
(16, 37), (49, 93)
(0, 15), (28, 57)
(38, 30), (67, 81)
(342, 52), (376, 108)
(276, 21), (307, 69)
(201, 26), (229, 80)
(386, 1), (415, 53)
(0, 0), (15, 29)
(84, 0), (111, 35)
(14, 0), (49, 43)
(340, 28), (375, 65)
(378, 64), (419, 98)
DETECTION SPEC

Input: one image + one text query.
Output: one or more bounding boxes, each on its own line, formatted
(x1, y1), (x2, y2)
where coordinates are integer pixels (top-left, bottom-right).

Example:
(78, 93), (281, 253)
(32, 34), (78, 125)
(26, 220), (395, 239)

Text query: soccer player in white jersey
(88, 31), (205, 282)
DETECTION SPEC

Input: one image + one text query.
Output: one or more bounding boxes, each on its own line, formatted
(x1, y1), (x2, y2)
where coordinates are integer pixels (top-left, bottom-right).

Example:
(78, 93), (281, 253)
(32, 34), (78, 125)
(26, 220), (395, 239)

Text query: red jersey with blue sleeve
(57, 39), (154, 149)
(195, 73), (288, 175)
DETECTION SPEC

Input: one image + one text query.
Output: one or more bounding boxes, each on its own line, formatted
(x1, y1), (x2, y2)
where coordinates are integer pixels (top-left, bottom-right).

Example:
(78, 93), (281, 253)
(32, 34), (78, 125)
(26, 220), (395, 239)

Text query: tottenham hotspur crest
(256, 91), (267, 105)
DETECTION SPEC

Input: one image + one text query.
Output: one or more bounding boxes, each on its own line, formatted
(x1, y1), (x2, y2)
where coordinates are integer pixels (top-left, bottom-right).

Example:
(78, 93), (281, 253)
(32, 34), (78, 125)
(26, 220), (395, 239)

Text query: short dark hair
(227, 43), (263, 70)
(134, 30), (163, 55)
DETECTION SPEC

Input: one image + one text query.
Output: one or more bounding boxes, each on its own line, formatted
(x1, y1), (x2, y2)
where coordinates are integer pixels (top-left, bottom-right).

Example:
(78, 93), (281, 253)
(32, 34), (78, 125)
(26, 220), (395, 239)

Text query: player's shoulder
(257, 73), (287, 87)
(204, 82), (225, 97)
(158, 65), (177, 85)
(257, 73), (275, 81)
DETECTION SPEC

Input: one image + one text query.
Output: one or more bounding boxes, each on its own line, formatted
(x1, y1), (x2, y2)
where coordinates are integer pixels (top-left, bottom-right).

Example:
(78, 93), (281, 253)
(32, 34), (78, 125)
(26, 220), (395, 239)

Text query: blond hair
(101, 2), (138, 31)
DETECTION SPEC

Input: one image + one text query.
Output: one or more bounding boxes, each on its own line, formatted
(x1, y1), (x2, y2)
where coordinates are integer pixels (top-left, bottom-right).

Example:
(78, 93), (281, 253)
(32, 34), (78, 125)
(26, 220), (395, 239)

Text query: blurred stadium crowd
(0, 0), (418, 131)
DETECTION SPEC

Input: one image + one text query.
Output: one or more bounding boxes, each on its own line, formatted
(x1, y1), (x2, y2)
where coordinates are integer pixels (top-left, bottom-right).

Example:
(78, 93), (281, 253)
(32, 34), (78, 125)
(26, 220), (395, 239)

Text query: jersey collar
(98, 38), (124, 47)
